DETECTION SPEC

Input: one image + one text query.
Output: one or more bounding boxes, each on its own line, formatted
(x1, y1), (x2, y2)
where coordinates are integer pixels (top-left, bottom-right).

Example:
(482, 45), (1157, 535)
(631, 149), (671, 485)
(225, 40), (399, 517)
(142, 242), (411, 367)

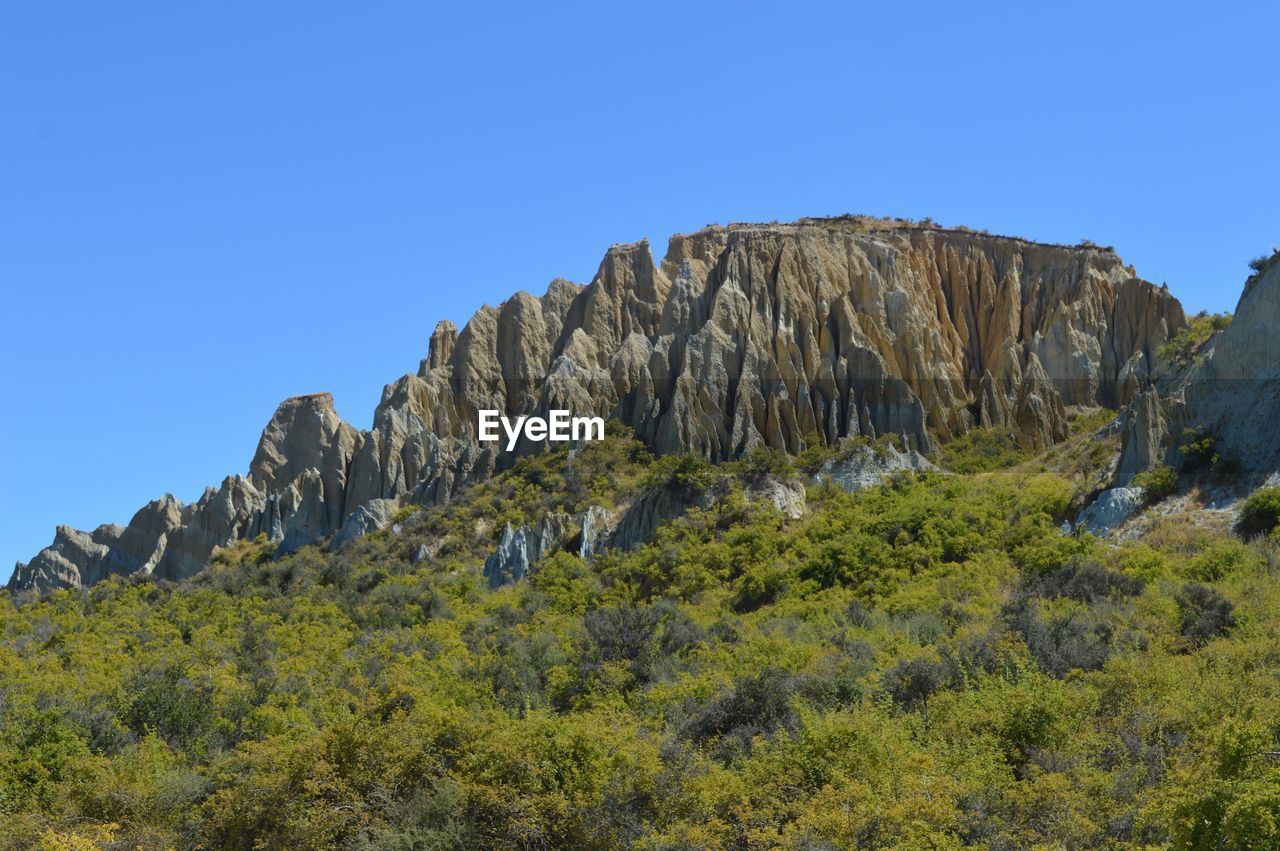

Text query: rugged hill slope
(4, 414), (1279, 849)
(10, 216), (1186, 592)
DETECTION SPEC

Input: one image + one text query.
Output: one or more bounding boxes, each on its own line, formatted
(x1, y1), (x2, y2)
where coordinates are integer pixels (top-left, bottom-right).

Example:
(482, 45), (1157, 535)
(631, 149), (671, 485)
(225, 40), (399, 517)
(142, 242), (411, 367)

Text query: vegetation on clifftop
(1158, 310), (1232, 368)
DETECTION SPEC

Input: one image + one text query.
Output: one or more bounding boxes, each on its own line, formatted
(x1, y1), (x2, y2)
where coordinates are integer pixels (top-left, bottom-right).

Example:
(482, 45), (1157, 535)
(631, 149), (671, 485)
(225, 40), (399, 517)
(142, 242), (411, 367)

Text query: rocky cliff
(10, 216), (1186, 593)
(1116, 251), (1280, 484)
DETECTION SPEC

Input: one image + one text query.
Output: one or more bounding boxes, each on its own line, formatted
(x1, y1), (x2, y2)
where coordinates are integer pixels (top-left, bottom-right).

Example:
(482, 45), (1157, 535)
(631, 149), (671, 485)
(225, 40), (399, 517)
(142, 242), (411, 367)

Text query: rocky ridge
(11, 216), (1187, 593)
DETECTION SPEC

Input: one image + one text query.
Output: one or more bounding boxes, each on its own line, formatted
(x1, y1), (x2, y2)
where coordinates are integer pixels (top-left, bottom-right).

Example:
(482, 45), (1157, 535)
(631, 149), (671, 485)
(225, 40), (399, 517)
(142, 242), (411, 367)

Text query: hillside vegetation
(4, 424), (1280, 849)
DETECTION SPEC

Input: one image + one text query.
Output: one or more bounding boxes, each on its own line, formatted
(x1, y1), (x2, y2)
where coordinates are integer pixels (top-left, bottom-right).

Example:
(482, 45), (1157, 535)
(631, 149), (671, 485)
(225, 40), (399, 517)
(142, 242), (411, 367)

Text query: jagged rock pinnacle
(11, 216), (1188, 593)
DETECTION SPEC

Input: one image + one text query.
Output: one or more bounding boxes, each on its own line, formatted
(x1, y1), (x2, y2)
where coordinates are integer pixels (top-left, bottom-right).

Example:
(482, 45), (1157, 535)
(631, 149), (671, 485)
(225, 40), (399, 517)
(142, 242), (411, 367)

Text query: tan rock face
(423, 320), (457, 373)
(249, 392), (359, 531)
(154, 475), (268, 581)
(393, 221), (1182, 460)
(11, 218), (1186, 593)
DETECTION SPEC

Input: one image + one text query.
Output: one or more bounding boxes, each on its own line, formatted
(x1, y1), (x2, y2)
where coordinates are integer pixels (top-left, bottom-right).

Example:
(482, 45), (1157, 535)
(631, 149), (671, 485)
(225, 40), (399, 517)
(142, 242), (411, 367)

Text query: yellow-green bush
(0, 428), (1276, 848)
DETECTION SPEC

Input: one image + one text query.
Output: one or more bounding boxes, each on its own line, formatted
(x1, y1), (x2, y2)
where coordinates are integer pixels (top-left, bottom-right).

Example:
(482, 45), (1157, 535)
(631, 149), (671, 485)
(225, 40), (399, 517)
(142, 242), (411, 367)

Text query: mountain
(11, 222), (1280, 850)
(10, 216), (1187, 593)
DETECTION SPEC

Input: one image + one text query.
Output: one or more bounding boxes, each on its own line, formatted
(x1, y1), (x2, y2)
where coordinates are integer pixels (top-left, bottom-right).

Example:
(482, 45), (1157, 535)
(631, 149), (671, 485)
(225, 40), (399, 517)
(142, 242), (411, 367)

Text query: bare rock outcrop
(154, 476), (267, 580)
(12, 524), (142, 593)
(423, 320), (457, 373)
(391, 219), (1182, 464)
(277, 469), (331, 555)
(249, 393), (359, 534)
(11, 217), (1186, 593)
(333, 498), (399, 550)
(1076, 486), (1144, 535)
(578, 504), (614, 559)
(1169, 258), (1280, 472)
(609, 484), (720, 553)
(480, 506), (624, 587)
(746, 477), (808, 520)
(1113, 253), (1280, 485)
(483, 513), (575, 588)
(608, 472), (809, 553)
(481, 471), (808, 589)
(1114, 389), (1169, 485)
(814, 443), (937, 492)
(10, 496), (184, 593)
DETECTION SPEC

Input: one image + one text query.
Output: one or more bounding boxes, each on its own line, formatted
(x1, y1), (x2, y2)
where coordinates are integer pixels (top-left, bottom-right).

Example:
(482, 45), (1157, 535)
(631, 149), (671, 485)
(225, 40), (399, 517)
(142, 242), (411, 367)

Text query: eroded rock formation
(1115, 252), (1280, 484)
(812, 442), (938, 493)
(11, 217), (1186, 593)
(483, 511), (586, 588)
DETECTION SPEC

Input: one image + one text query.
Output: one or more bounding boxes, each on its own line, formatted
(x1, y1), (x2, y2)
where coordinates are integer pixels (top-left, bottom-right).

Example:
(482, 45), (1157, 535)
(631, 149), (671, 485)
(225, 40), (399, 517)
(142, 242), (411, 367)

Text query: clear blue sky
(3, 2), (1278, 581)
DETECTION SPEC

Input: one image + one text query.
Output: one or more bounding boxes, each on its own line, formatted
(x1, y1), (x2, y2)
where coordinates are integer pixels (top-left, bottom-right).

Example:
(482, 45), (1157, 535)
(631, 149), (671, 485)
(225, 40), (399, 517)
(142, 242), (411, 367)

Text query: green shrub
(642, 453), (716, 492)
(1248, 252), (1276, 275)
(1236, 485), (1280, 539)
(1001, 595), (1116, 678)
(1031, 560), (1144, 602)
(530, 551), (600, 615)
(13, 411), (1280, 849)
(1067, 407), (1118, 436)
(1133, 465), (1178, 504)
(122, 664), (216, 750)
(1178, 427), (1234, 475)
(1185, 539), (1258, 582)
(737, 447), (792, 484)
(1175, 583), (1236, 645)
(730, 562), (787, 613)
(1116, 544), (1173, 580)
(1158, 311), (1231, 365)
(680, 667), (801, 759)
(937, 427), (1029, 474)
(882, 656), (946, 713)
(1179, 428), (1214, 470)
(793, 439), (833, 475)
(575, 601), (704, 691)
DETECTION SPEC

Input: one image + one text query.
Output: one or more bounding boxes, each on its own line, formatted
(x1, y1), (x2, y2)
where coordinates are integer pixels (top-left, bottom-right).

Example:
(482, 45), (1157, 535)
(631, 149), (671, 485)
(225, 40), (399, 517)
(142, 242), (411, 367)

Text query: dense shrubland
(4, 426), (1280, 848)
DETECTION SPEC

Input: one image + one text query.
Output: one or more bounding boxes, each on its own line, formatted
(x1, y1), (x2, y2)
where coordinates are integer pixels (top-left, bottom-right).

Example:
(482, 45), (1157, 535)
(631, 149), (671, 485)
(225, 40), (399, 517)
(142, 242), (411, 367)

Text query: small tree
(1179, 428), (1219, 473)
